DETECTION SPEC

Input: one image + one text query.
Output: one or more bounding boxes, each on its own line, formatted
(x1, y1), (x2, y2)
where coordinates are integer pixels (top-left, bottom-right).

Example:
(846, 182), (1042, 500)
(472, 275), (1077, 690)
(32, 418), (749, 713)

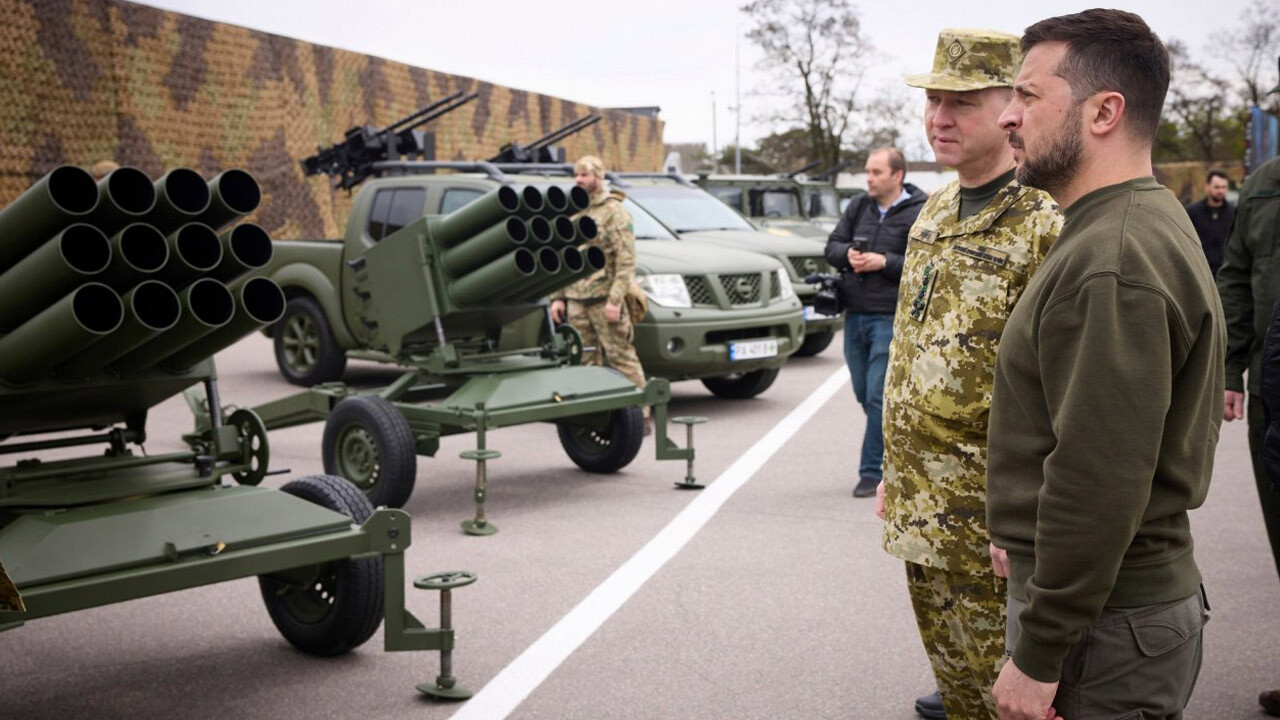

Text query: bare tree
(741, 0), (904, 171)
(1164, 39), (1236, 161)
(1207, 0), (1280, 110)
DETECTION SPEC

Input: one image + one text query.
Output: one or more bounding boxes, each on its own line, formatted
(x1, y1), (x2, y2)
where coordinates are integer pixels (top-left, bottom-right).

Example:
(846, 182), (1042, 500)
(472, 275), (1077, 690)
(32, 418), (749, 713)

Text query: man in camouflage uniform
(875, 29), (1062, 720)
(550, 156), (646, 419)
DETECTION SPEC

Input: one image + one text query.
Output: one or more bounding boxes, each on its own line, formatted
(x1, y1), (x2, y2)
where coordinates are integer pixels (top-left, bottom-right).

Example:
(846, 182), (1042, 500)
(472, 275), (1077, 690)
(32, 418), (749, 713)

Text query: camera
(851, 238), (868, 252)
(804, 271), (844, 316)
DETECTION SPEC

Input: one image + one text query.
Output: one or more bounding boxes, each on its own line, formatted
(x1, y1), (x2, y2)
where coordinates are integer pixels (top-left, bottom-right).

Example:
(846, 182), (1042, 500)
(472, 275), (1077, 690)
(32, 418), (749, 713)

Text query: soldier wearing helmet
(873, 28), (1062, 720)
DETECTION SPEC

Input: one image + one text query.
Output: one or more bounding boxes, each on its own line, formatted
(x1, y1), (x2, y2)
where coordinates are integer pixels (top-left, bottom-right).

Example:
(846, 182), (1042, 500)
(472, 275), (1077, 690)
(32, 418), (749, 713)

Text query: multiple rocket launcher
(361, 181), (605, 353)
(0, 165), (283, 390)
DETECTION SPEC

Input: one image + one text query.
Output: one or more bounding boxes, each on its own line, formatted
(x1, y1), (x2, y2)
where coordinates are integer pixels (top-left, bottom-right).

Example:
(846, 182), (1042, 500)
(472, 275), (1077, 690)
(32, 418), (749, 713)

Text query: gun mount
(488, 115), (602, 164)
(0, 165), (471, 700)
(301, 91), (479, 191)
(783, 161), (822, 179)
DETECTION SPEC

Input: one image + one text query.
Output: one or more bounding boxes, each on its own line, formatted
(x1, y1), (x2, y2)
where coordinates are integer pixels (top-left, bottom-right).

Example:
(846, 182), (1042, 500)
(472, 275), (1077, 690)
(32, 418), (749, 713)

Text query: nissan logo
(734, 277), (754, 299)
(802, 258), (819, 274)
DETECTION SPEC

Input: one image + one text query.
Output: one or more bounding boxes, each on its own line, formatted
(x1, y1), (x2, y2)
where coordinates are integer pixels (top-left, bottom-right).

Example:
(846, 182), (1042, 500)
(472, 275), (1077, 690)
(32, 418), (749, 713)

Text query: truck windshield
(806, 188), (840, 217)
(621, 198), (677, 240)
(758, 190), (800, 218)
(627, 186), (756, 233)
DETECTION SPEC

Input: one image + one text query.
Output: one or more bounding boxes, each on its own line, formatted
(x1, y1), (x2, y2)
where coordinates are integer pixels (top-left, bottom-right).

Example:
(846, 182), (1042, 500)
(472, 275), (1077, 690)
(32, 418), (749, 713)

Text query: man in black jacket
(1185, 168), (1234, 276)
(825, 147), (927, 498)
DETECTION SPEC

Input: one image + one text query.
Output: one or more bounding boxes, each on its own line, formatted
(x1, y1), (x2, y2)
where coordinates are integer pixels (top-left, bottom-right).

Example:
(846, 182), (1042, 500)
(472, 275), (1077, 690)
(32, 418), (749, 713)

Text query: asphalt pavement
(2, 333), (1275, 719)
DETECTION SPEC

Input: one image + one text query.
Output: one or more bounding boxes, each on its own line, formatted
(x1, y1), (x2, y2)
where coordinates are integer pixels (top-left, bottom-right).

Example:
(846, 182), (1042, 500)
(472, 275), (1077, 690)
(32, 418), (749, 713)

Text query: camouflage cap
(906, 28), (1023, 92)
(575, 155), (606, 180)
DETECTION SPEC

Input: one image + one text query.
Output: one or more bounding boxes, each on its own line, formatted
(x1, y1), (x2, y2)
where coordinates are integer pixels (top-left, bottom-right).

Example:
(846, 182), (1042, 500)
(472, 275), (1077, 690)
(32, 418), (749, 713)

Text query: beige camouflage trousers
(0, 555), (24, 613)
(566, 299), (645, 390)
(906, 561), (1006, 720)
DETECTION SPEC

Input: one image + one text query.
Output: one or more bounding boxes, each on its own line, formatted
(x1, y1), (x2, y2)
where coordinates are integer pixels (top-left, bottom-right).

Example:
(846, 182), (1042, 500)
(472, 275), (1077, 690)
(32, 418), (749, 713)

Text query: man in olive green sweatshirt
(988, 9), (1223, 720)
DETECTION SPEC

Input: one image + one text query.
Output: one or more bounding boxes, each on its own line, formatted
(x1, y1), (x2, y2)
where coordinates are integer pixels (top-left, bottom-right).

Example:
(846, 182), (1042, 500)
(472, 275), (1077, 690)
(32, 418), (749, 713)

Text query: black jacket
(824, 183), (927, 314)
(1184, 198), (1234, 276)
(1261, 295), (1280, 488)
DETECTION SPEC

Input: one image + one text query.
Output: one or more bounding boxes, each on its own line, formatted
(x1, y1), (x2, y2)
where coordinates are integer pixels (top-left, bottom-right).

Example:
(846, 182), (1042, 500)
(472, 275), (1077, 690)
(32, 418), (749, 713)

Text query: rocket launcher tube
(161, 276), (285, 371)
(508, 246), (587, 302)
(211, 223), (273, 283)
(447, 248), (539, 307)
(108, 278), (234, 373)
(103, 223), (169, 289)
(142, 168), (211, 235)
(57, 280), (181, 379)
(552, 216), (576, 245)
(0, 283), (123, 385)
(439, 217), (528, 277)
(566, 185), (590, 212)
(0, 166), (99, 272)
(575, 216), (598, 245)
(160, 223), (224, 287)
(87, 166), (156, 236)
(0, 224), (111, 331)
(526, 216), (553, 245)
(540, 185), (569, 217)
(514, 185), (546, 218)
(502, 247), (564, 302)
(433, 185), (521, 248)
(193, 169), (261, 232)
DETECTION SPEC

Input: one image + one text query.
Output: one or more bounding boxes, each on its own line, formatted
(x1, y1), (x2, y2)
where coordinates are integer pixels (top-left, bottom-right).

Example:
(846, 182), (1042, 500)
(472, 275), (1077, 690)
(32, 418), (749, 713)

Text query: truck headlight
(776, 268), (796, 299)
(637, 274), (692, 308)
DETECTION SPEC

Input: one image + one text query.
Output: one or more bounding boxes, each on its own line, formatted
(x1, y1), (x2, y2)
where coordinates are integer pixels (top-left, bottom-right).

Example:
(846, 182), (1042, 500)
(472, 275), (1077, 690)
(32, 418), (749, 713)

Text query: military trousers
(906, 561), (1006, 720)
(566, 299), (645, 391)
(1006, 592), (1208, 719)
(1247, 396), (1280, 580)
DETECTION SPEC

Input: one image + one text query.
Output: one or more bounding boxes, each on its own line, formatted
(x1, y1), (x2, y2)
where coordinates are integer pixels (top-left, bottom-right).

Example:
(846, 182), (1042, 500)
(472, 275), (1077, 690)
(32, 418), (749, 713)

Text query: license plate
(729, 339), (778, 361)
(803, 305), (836, 320)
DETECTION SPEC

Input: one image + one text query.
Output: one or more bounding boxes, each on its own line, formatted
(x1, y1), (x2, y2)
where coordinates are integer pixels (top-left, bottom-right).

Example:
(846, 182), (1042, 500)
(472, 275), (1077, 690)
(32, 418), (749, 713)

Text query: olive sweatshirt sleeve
(1012, 273), (1178, 681)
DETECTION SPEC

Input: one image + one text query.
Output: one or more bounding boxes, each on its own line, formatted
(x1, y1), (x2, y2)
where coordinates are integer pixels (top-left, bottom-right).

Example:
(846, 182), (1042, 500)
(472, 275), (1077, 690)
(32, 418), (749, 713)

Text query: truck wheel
(795, 330), (835, 357)
(274, 296), (347, 386)
(701, 367), (780, 399)
(322, 396), (417, 509)
(259, 474), (383, 656)
(557, 406), (644, 473)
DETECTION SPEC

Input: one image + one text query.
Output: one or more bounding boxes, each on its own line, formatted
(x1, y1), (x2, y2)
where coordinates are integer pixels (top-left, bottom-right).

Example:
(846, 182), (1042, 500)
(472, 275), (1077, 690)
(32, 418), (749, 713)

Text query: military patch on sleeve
(628, 223), (634, 232)
(910, 228), (938, 245)
(909, 263), (938, 322)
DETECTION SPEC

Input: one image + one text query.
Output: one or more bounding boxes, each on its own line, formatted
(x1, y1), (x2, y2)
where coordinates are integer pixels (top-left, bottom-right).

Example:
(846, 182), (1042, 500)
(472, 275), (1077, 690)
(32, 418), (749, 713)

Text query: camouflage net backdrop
(0, 0), (665, 238)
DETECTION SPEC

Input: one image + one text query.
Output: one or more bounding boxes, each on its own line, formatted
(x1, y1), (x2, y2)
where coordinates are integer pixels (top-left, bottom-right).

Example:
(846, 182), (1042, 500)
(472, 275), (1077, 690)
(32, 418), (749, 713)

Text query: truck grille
(684, 276), (715, 306)
(788, 255), (830, 279)
(718, 273), (762, 305)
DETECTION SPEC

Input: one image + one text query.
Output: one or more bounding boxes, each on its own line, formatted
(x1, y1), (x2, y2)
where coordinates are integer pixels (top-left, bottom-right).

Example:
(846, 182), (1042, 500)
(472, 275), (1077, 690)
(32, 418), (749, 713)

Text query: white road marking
(448, 365), (851, 720)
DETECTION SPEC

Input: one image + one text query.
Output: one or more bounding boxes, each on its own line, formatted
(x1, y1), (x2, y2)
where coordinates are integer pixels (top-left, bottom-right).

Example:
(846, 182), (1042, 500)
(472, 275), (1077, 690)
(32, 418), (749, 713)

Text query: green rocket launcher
(0, 166), (472, 700)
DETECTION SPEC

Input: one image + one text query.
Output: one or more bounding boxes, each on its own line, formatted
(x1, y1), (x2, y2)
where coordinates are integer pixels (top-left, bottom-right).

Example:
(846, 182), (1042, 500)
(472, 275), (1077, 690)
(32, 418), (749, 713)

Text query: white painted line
(448, 364), (851, 720)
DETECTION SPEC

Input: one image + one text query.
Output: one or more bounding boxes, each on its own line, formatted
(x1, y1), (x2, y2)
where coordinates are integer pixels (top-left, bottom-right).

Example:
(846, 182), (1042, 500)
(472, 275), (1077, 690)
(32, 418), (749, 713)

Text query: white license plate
(803, 305), (836, 320)
(729, 339), (779, 361)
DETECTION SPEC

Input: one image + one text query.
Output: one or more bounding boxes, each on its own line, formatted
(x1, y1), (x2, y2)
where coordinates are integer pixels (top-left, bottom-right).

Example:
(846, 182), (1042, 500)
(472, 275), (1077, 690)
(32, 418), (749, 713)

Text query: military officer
(550, 156), (647, 424)
(874, 29), (1062, 720)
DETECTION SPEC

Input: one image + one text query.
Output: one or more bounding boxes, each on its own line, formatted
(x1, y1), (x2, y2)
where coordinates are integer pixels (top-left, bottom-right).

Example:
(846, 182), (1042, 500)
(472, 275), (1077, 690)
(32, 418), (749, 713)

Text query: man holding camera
(825, 147), (926, 499)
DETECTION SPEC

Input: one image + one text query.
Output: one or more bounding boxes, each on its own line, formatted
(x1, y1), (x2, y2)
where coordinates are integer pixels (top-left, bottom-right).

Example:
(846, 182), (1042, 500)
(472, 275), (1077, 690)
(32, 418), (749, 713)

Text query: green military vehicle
(614, 173), (842, 357)
(693, 173), (828, 240)
(796, 178), (844, 233)
(0, 165), (471, 699)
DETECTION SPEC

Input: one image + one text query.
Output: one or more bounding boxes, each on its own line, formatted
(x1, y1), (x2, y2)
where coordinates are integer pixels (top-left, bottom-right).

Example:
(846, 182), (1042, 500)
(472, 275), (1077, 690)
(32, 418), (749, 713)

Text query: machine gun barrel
(784, 161), (822, 178)
(528, 115), (601, 150)
(380, 91), (467, 135)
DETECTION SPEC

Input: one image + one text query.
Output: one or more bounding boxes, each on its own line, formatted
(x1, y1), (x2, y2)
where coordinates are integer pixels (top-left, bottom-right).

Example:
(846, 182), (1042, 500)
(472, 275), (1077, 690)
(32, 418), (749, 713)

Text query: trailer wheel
(274, 296), (347, 386)
(557, 406), (644, 473)
(259, 474), (383, 656)
(795, 329), (835, 357)
(700, 367), (780, 399)
(322, 396), (417, 509)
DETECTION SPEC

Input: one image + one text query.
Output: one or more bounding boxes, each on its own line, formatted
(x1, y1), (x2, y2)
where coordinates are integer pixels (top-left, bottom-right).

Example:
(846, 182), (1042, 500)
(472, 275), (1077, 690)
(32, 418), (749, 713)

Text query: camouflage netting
(0, 0), (665, 238)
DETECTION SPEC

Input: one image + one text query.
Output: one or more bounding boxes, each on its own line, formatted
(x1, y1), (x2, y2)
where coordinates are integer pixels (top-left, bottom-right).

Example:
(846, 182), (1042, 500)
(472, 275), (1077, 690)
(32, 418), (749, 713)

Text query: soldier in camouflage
(874, 28), (1062, 720)
(550, 156), (647, 420)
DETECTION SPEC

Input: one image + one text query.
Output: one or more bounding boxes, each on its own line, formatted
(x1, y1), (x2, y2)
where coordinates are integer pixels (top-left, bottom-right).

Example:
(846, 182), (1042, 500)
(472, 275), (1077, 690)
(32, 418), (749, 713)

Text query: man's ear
(1088, 91), (1126, 138)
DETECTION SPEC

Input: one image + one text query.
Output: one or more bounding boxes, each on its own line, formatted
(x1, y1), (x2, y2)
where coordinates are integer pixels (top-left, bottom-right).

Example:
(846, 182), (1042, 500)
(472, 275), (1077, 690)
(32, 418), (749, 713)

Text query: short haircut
(1021, 9), (1170, 143)
(1206, 169), (1229, 184)
(870, 147), (907, 179)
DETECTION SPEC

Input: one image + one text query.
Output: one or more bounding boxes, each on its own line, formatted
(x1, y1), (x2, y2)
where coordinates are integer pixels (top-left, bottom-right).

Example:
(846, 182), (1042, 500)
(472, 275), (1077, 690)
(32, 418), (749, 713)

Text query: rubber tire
(259, 474), (383, 656)
(557, 405), (645, 474)
(701, 367), (781, 399)
(795, 330), (835, 357)
(273, 296), (347, 386)
(322, 396), (417, 509)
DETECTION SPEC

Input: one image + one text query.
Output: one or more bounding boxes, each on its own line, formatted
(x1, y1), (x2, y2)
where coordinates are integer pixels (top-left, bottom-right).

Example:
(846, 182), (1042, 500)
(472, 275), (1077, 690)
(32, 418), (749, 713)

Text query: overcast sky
(137, 0), (1269, 159)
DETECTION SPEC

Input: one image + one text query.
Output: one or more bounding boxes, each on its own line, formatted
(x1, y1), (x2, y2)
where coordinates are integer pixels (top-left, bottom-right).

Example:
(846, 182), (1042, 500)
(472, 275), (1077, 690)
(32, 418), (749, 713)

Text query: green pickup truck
(693, 173), (828, 240)
(615, 174), (842, 357)
(264, 162), (805, 400)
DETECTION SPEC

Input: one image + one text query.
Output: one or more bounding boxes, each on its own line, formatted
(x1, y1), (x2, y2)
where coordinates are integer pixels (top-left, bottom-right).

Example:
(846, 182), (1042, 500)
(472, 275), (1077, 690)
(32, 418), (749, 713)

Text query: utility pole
(711, 91), (718, 162)
(734, 31), (741, 174)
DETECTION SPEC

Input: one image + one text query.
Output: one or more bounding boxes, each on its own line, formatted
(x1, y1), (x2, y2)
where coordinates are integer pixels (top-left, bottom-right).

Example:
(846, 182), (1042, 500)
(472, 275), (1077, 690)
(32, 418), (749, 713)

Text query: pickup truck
(263, 163), (806, 400)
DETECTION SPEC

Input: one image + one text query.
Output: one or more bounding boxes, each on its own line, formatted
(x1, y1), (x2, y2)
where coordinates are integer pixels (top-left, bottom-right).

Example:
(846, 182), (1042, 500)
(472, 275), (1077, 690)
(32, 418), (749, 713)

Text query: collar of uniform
(933, 176), (1026, 239)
